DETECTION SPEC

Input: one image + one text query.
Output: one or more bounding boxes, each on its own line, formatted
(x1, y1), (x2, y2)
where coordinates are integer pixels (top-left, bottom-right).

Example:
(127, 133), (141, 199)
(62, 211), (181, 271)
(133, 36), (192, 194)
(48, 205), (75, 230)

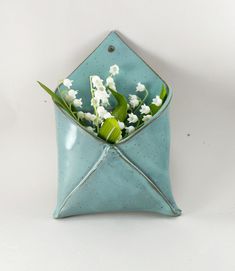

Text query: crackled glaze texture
(53, 32), (181, 218)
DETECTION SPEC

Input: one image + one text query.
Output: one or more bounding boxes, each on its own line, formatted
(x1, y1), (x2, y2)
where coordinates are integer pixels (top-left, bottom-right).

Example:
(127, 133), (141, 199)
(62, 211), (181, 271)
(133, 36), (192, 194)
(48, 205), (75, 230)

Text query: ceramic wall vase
(53, 32), (181, 218)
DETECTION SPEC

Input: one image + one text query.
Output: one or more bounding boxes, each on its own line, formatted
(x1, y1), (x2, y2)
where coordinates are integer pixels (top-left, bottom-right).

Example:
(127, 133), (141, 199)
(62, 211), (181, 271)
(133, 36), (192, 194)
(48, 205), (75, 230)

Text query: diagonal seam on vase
(54, 144), (110, 217)
(55, 144), (181, 218)
(113, 147), (181, 216)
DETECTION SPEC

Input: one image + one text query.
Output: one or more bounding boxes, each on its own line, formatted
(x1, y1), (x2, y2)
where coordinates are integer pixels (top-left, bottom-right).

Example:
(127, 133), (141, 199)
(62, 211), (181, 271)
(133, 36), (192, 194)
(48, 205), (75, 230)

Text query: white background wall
(0, 0), (235, 270)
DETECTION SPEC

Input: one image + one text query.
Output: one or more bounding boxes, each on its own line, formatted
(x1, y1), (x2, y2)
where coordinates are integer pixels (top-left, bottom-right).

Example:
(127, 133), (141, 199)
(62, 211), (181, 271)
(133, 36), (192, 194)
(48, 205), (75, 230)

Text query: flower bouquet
(38, 64), (167, 144)
(39, 32), (181, 218)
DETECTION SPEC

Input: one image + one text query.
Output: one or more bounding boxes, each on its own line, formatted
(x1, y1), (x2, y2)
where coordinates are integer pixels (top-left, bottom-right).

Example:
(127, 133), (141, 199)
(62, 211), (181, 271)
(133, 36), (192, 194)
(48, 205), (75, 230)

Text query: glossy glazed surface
(54, 32), (181, 218)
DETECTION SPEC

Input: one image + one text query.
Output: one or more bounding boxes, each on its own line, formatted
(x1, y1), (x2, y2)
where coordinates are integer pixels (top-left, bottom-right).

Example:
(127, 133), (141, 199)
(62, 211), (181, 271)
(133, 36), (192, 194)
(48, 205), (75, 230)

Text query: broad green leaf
(160, 84), (167, 102)
(37, 81), (66, 107)
(109, 88), (128, 122)
(99, 118), (121, 144)
(37, 81), (75, 118)
(150, 103), (161, 116)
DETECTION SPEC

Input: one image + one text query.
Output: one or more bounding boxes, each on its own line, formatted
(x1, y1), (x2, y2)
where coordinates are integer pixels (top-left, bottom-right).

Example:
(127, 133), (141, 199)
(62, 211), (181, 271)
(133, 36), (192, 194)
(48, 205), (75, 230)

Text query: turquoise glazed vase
(53, 32), (181, 218)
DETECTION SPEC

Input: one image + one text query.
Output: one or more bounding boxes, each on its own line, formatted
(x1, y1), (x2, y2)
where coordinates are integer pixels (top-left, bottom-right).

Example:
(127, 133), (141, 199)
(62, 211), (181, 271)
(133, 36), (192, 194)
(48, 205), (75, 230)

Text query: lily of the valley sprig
(38, 64), (167, 144)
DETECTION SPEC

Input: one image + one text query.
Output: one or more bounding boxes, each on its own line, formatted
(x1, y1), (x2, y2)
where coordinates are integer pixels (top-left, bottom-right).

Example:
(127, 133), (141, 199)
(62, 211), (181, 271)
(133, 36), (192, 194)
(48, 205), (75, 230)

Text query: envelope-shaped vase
(53, 32), (181, 218)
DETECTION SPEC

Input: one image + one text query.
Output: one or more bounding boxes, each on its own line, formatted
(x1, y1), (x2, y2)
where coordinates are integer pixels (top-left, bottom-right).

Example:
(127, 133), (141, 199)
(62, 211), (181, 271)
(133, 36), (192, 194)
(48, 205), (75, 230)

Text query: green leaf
(98, 118), (121, 144)
(160, 84), (167, 102)
(37, 81), (66, 108)
(150, 103), (161, 116)
(37, 81), (76, 118)
(150, 84), (168, 116)
(109, 88), (128, 122)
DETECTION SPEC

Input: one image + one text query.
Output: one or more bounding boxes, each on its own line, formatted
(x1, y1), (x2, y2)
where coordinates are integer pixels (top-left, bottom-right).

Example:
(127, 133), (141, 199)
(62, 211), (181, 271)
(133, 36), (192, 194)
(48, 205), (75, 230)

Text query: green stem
(135, 119), (141, 128)
(134, 88), (149, 113)
(90, 76), (99, 133)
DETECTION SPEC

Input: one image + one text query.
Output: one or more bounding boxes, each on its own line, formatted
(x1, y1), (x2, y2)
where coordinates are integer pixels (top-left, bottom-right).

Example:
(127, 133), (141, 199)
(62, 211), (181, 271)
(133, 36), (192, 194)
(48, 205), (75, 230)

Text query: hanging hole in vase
(108, 45), (115, 52)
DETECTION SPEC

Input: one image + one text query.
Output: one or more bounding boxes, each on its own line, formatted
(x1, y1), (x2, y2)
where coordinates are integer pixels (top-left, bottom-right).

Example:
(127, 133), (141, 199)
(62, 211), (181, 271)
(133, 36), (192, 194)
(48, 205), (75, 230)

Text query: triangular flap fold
(65, 32), (168, 111)
(54, 147), (180, 218)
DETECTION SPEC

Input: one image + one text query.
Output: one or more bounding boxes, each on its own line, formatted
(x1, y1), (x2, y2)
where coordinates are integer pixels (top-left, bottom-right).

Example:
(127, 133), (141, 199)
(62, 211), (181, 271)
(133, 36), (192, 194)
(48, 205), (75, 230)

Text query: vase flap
(54, 146), (181, 218)
(60, 31), (170, 111)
